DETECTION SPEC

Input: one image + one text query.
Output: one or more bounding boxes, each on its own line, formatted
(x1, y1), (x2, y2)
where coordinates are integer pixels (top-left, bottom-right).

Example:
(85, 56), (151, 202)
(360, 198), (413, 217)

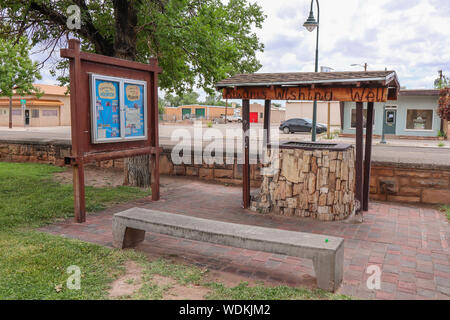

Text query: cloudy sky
(254, 0), (449, 88)
(36, 0), (450, 95)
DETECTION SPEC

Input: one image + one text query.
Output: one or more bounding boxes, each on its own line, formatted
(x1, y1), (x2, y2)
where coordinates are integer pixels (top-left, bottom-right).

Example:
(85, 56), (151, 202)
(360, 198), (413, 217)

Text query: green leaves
(0, 37), (41, 98)
(164, 90), (200, 107)
(0, 0), (265, 96)
(142, 0), (265, 95)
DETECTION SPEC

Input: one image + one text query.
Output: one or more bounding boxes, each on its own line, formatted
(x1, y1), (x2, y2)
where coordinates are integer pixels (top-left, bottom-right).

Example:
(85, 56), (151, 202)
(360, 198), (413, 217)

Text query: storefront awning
(0, 99), (63, 107)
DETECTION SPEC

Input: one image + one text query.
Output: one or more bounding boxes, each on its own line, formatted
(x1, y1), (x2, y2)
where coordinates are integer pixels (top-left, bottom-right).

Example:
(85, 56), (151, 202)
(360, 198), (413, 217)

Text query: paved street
(40, 176), (450, 300)
(1, 125), (449, 167)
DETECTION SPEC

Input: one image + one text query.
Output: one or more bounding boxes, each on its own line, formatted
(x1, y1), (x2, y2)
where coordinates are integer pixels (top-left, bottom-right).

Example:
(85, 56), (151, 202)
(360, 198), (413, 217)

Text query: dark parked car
(279, 118), (327, 134)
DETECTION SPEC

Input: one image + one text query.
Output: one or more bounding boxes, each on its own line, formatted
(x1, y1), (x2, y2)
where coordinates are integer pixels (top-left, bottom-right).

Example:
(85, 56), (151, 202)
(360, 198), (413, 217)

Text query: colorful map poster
(124, 83), (145, 138)
(90, 74), (147, 144)
(95, 79), (121, 140)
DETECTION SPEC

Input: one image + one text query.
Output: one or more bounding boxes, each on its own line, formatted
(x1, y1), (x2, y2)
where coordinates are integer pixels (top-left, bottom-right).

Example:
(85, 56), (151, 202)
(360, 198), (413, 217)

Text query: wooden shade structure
(216, 71), (400, 213)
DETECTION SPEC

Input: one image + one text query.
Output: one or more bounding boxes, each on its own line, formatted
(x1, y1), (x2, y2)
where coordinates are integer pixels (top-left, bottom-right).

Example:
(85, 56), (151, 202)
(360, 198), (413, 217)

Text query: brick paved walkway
(40, 177), (450, 300)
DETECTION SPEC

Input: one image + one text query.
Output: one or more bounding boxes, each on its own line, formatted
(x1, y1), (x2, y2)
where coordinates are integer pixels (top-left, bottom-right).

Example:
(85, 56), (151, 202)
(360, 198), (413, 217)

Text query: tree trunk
(112, 0), (151, 188)
(123, 155), (151, 188)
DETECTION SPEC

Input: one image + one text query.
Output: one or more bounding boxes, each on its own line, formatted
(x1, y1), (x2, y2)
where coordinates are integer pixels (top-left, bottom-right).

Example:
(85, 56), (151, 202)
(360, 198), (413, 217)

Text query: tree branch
(28, 0), (114, 56)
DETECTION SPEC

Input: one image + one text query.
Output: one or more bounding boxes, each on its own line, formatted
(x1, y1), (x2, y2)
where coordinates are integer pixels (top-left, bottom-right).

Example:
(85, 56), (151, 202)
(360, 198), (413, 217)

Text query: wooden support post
(355, 102), (364, 214)
(242, 99), (250, 209)
(150, 58), (160, 201)
(73, 162), (86, 223)
(363, 102), (374, 212)
(68, 39), (86, 223)
(263, 100), (271, 148)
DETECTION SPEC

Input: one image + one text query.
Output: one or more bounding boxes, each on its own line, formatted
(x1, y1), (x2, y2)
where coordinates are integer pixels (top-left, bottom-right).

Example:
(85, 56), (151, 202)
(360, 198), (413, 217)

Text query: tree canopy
(438, 88), (450, 121)
(0, 37), (41, 98)
(434, 71), (449, 89)
(203, 92), (226, 106)
(0, 0), (266, 95)
(164, 90), (200, 107)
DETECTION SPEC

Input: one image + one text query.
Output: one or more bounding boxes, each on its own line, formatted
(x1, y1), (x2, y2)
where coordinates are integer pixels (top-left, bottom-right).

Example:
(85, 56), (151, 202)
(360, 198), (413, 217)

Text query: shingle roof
(0, 98), (63, 107)
(216, 71), (398, 88)
(399, 89), (440, 96)
(33, 84), (69, 96)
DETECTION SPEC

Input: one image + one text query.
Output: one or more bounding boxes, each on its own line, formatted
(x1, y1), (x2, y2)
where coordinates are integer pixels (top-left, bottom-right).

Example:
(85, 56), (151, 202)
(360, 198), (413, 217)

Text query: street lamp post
(380, 104), (387, 144)
(303, 0), (320, 142)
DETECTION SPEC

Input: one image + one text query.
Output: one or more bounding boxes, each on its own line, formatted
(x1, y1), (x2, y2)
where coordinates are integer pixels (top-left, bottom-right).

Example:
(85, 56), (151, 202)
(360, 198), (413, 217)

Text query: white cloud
(253, 0), (450, 89)
(34, 0), (450, 94)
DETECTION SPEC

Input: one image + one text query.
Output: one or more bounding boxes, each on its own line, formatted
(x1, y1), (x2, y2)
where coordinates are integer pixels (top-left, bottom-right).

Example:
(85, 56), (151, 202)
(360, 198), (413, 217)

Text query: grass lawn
(0, 162), (350, 300)
(0, 162), (149, 299)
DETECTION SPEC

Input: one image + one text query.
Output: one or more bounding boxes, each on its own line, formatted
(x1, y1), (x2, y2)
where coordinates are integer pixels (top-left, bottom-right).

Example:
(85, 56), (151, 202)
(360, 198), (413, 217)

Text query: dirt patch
(151, 275), (210, 300)
(108, 261), (211, 300)
(109, 261), (144, 299)
(53, 166), (124, 188)
(203, 269), (263, 288)
(164, 284), (211, 300)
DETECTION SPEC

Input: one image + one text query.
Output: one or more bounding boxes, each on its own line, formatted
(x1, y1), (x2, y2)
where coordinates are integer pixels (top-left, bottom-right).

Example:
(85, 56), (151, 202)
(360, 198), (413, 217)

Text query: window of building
(32, 109), (39, 118)
(42, 110), (58, 117)
(12, 109), (22, 116)
(351, 109), (375, 128)
(260, 112), (263, 118)
(406, 109), (433, 130)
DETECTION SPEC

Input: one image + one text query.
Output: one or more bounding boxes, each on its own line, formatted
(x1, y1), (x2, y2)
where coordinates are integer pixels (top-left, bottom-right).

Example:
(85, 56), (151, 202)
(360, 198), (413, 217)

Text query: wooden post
(68, 39), (86, 223)
(73, 162), (86, 222)
(355, 102), (364, 214)
(242, 99), (250, 209)
(363, 102), (374, 212)
(150, 58), (160, 201)
(263, 100), (271, 148)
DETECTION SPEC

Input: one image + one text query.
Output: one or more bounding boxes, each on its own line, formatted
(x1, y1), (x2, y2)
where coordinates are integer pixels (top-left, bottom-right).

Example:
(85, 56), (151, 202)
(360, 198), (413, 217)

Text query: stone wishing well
(251, 142), (356, 221)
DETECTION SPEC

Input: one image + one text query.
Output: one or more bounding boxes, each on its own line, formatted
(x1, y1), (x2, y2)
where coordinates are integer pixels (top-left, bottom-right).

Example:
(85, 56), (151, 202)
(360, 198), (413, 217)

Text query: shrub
(437, 88), (450, 121)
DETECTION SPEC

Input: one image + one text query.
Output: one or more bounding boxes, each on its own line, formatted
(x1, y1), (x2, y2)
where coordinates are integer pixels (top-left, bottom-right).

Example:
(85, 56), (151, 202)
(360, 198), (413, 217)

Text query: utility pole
(225, 99), (228, 123)
(8, 97), (12, 129)
(327, 102), (331, 139)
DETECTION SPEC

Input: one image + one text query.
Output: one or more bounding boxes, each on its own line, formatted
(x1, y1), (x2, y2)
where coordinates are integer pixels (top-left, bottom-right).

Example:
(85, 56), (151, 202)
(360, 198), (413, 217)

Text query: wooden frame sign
(61, 39), (162, 223)
(222, 87), (390, 103)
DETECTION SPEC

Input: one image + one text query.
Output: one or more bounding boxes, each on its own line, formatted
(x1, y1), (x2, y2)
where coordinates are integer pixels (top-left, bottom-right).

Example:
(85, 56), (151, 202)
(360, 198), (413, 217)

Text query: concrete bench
(112, 208), (344, 292)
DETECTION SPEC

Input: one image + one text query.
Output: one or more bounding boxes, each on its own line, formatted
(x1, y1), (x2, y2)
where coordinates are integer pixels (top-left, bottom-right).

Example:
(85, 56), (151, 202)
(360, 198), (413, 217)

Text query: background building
(341, 89), (442, 138)
(163, 105), (235, 121)
(285, 101), (341, 127)
(249, 103), (285, 124)
(0, 84), (70, 127)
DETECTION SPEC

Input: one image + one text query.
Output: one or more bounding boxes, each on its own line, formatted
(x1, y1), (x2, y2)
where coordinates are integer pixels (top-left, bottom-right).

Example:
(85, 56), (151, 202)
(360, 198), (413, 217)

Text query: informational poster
(90, 74), (147, 144)
(124, 83), (145, 138)
(94, 79), (121, 140)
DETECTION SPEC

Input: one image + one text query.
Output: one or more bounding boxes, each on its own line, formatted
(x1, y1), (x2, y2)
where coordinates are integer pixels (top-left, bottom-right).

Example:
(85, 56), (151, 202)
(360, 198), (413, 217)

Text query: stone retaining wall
(1, 139), (449, 205)
(369, 163), (450, 205)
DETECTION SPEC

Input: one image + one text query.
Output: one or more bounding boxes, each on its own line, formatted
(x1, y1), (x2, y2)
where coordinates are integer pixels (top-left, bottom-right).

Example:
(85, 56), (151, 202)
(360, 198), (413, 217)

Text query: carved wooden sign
(222, 86), (389, 102)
